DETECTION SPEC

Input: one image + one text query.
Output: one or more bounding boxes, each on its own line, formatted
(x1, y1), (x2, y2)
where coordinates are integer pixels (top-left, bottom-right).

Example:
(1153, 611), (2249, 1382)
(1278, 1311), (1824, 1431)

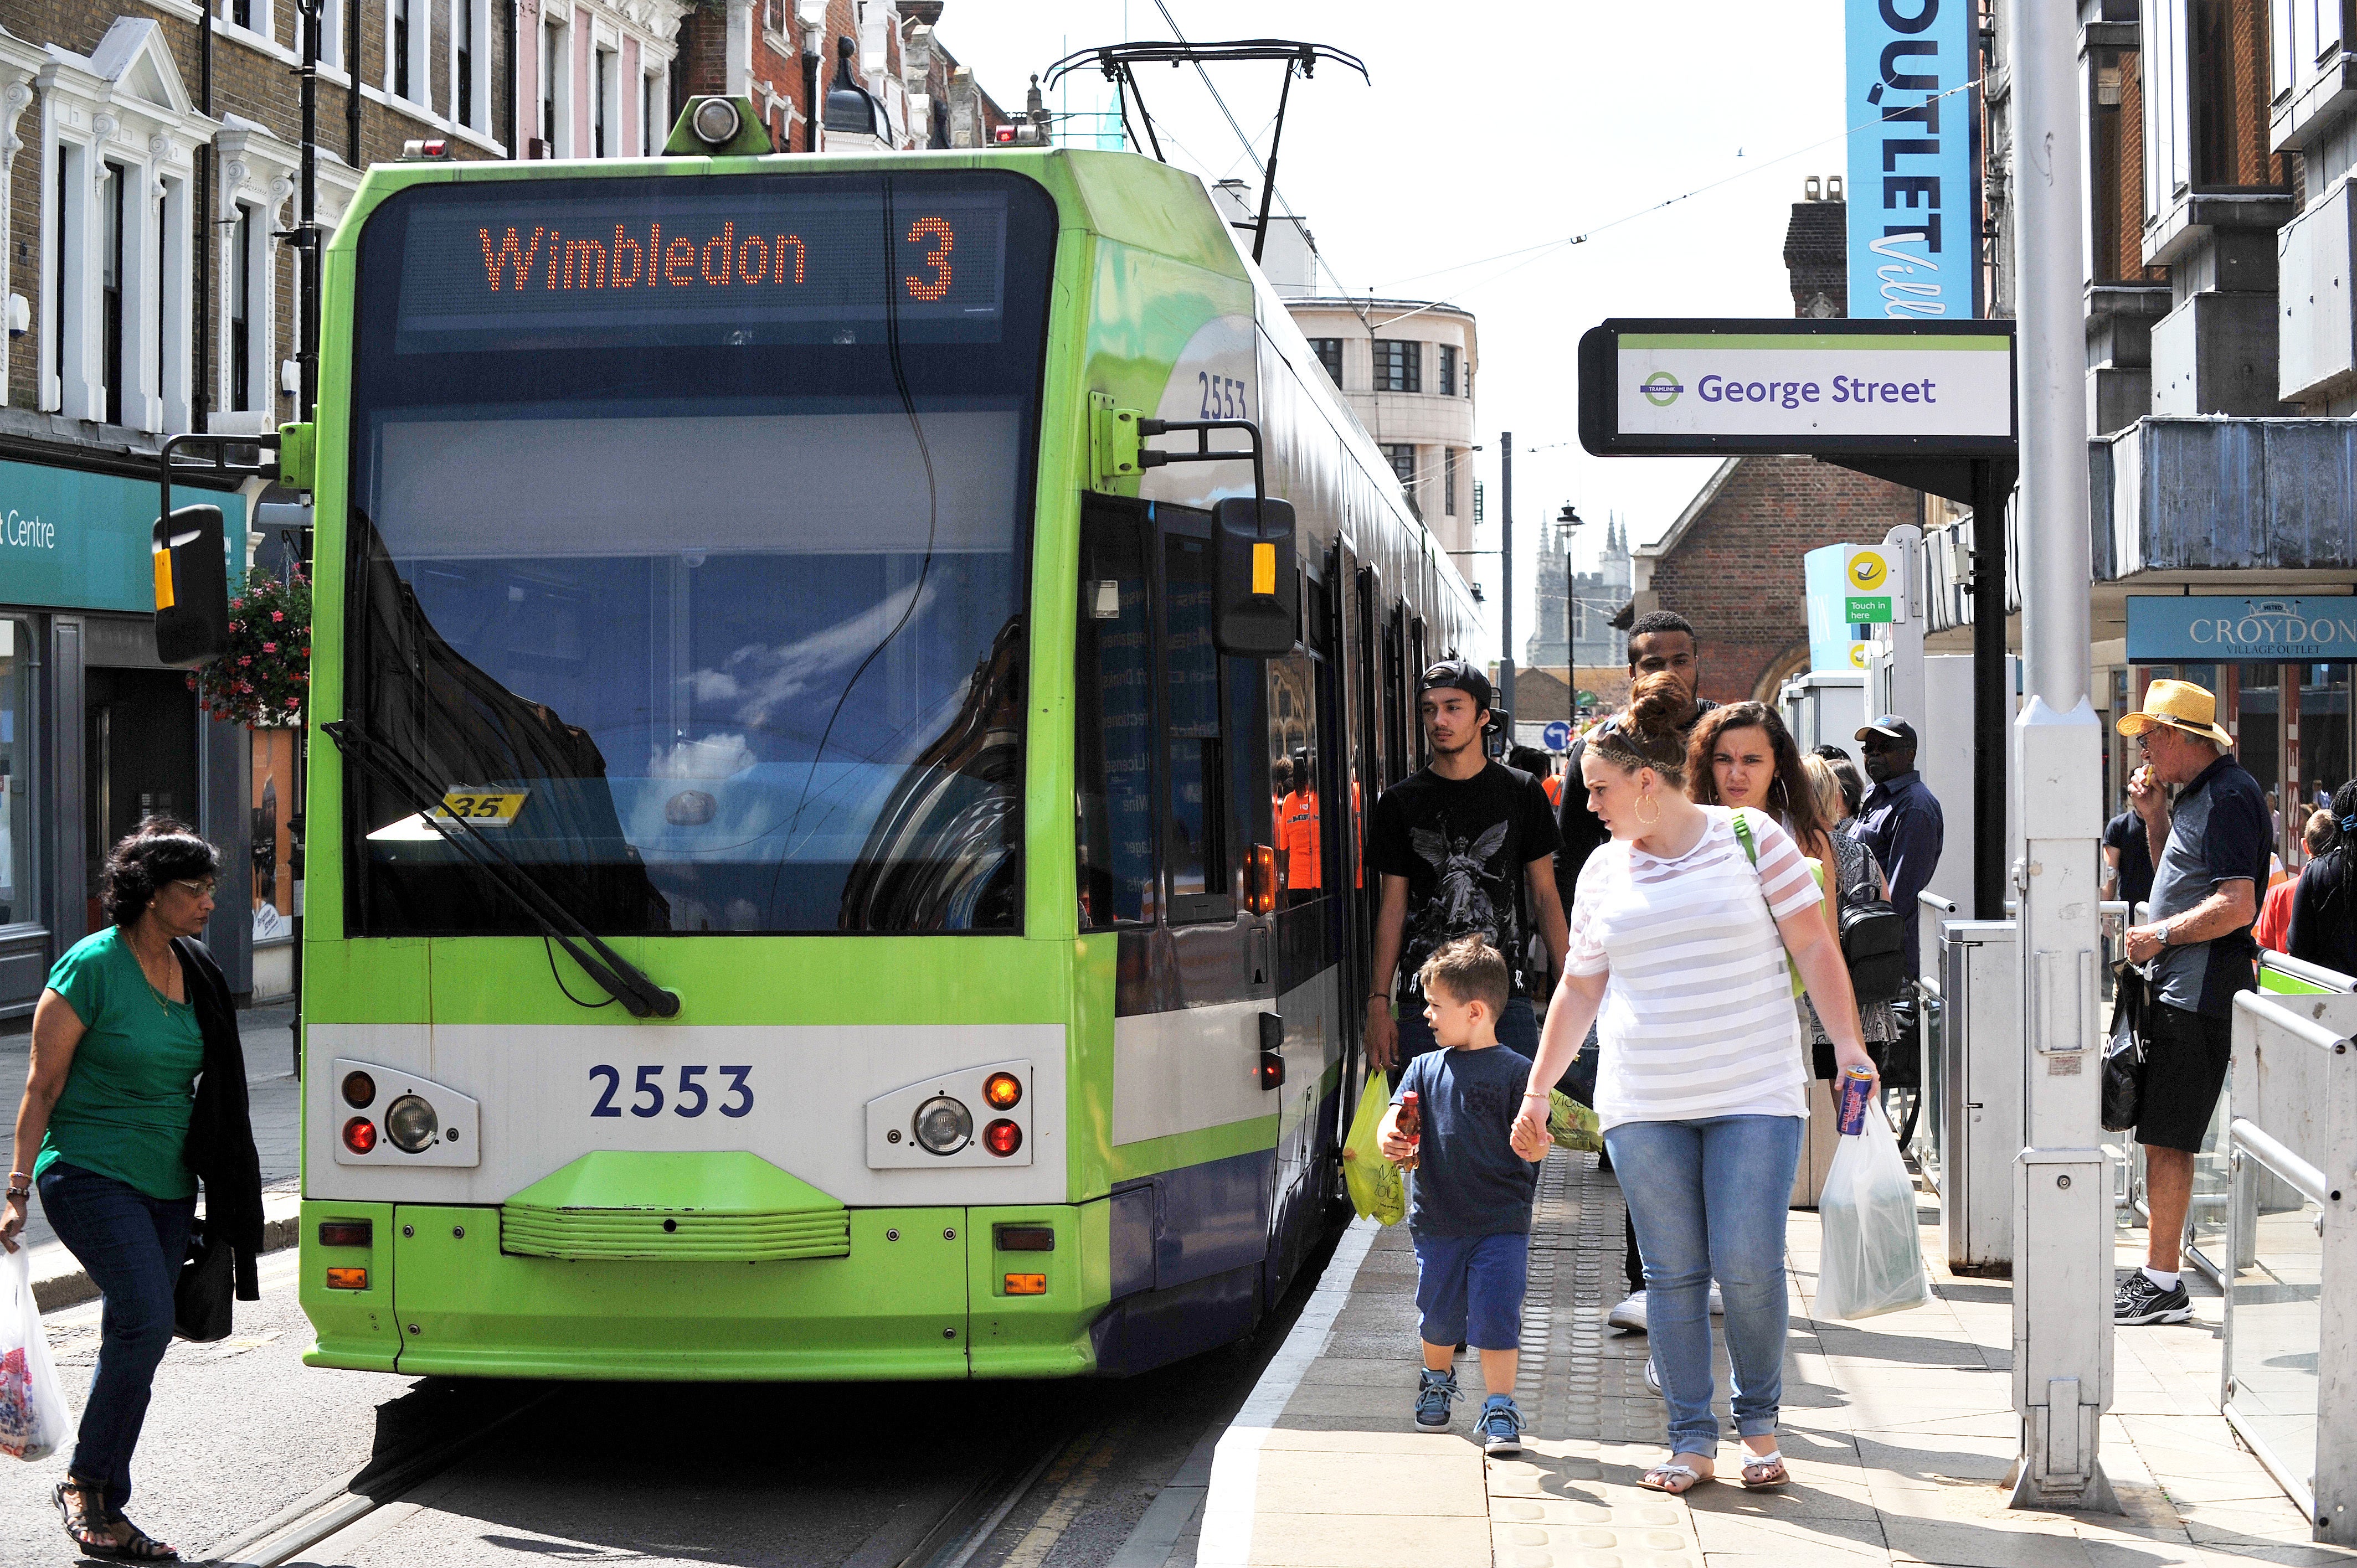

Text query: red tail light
(1257, 1050), (1286, 1091)
(983, 1118), (1023, 1157)
(341, 1116), (378, 1154)
(317, 1220), (373, 1247)
(983, 1072), (1022, 1110)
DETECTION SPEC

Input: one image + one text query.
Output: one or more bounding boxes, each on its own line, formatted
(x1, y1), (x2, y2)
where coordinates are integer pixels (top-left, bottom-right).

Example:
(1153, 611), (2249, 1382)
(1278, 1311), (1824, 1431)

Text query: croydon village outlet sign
(1579, 318), (2016, 457)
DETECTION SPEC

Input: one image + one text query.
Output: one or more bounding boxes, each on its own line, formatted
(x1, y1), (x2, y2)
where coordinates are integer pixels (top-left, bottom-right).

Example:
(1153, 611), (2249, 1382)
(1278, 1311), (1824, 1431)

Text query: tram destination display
(391, 181), (1012, 352)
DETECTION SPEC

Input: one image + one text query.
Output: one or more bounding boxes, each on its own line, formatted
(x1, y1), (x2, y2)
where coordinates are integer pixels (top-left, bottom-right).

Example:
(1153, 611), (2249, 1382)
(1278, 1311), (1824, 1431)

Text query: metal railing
(2219, 977), (2357, 1542)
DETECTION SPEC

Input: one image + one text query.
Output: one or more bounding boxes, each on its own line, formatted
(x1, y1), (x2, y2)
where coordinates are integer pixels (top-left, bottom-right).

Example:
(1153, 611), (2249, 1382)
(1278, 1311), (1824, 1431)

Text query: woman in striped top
(1511, 673), (1875, 1497)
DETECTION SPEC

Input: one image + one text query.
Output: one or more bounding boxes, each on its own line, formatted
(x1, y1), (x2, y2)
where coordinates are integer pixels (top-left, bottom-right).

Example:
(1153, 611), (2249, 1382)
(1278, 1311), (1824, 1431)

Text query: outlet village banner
(2128, 595), (2357, 662)
(1578, 319), (2016, 457)
(1845, 0), (1980, 321)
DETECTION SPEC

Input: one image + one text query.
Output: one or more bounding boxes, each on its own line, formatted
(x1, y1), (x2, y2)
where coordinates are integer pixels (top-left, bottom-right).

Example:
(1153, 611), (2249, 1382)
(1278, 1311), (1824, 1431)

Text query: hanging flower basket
(189, 564), (312, 729)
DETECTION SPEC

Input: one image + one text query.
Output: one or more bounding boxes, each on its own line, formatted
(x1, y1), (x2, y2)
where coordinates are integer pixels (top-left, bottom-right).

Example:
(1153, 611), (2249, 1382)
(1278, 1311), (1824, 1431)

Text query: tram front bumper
(300, 1200), (1101, 1380)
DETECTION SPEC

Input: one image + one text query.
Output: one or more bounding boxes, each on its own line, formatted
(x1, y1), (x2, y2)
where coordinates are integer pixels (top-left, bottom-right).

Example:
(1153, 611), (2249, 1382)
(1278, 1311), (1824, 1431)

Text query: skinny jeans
(36, 1160), (194, 1515)
(1604, 1115), (1803, 1457)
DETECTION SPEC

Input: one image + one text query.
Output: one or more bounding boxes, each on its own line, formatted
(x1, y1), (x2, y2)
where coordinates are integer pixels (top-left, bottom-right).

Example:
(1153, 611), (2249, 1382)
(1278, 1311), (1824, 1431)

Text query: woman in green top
(1, 821), (228, 1562)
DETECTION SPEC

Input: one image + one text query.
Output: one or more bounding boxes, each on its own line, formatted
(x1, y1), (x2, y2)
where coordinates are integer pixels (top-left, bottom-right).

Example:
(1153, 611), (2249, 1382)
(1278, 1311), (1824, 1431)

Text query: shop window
(0, 620), (29, 927)
(2236, 664), (2282, 835)
(1076, 507), (1156, 927)
(251, 728), (297, 940)
(2301, 665), (2353, 824)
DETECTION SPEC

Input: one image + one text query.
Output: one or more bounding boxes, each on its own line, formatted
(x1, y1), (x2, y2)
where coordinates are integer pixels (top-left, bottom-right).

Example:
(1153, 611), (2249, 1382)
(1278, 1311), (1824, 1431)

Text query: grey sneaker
(2115, 1271), (2193, 1325)
(1479, 1394), (1525, 1456)
(1415, 1368), (1459, 1431)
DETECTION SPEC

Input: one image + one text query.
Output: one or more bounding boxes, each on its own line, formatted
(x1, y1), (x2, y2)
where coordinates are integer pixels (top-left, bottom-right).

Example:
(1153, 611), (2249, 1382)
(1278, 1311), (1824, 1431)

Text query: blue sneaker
(1480, 1394), (1525, 1456)
(1414, 1369), (1459, 1431)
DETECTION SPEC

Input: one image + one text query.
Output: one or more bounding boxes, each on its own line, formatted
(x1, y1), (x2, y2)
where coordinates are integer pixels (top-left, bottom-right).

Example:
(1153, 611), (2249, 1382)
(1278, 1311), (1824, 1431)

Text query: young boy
(1377, 935), (1543, 1453)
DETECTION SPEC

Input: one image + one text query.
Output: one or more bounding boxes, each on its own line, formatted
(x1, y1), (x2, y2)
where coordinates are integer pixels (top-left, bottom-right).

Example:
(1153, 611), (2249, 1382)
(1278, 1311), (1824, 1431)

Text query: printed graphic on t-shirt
(1372, 764), (1561, 999)
(1409, 821), (1514, 964)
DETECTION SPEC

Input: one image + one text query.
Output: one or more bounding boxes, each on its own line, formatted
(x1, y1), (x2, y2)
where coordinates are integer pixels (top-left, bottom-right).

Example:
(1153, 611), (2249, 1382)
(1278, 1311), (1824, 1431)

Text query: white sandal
(1739, 1449), (1789, 1490)
(1640, 1460), (1710, 1495)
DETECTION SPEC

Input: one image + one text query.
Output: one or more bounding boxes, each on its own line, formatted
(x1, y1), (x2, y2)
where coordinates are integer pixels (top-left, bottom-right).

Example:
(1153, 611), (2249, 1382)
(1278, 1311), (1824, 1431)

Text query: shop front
(2113, 594), (2357, 866)
(0, 455), (250, 1018)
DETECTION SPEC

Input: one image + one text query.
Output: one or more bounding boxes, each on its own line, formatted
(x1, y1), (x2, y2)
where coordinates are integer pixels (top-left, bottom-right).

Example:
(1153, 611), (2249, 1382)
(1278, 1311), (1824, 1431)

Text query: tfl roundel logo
(1641, 372), (1684, 407)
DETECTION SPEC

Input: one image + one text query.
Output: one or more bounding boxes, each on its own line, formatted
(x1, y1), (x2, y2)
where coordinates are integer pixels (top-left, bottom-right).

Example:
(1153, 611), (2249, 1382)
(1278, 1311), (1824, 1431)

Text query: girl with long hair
(1512, 674), (1874, 1497)
(1686, 703), (1839, 944)
(2287, 778), (2357, 977)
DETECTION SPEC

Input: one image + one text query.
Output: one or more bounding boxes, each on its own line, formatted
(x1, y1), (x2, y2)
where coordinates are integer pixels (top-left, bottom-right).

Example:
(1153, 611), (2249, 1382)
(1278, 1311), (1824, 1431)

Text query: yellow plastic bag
(1547, 1090), (1603, 1153)
(1341, 1071), (1407, 1225)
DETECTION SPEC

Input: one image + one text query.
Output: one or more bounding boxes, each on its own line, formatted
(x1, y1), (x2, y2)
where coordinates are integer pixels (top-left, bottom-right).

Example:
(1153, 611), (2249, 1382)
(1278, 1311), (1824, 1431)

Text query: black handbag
(2102, 965), (2149, 1133)
(174, 1216), (234, 1343)
(1837, 848), (1909, 1005)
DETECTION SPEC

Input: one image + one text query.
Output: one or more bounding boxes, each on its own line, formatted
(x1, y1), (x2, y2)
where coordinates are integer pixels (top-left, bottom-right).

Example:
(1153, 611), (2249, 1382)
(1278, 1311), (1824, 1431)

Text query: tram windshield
(341, 172), (1056, 936)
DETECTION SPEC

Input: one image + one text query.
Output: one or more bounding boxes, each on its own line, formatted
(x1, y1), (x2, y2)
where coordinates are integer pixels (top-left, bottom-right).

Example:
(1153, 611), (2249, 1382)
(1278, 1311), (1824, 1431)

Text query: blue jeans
(36, 1161), (195, 1514)
(1605, 1116), (1803, 1456)
(1396, 996), (1540, 1060)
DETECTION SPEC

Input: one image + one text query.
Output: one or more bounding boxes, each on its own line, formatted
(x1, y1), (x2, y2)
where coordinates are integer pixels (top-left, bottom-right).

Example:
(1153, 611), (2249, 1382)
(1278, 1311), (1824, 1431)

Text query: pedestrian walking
(1517, 673), (1876, 1496)
(2256, 810), (2330, 954)
(0, 820), (265, 1562)
(1377, 936), (1541, 1455)
(1550, 611), (1721, 1335)
(1365, 659), (1567, 1070)
(2116, 680), (2268, 1325)
(2288, 781), (2357, 977)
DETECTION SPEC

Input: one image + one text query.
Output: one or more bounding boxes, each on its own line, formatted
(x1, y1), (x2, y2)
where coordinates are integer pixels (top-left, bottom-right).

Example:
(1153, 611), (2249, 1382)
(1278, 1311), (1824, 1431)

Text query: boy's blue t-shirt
(1392, 1044), (1540, 1237)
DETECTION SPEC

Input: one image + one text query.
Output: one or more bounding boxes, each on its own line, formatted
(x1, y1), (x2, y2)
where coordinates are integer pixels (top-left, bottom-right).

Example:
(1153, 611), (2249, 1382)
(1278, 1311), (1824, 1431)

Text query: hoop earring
(1635, 792), (1660, 827)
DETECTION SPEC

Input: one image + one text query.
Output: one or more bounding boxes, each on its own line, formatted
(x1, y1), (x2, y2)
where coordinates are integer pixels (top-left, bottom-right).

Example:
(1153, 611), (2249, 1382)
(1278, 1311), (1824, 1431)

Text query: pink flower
(263, 642), (277, 653)
(271, 611), (285, 622)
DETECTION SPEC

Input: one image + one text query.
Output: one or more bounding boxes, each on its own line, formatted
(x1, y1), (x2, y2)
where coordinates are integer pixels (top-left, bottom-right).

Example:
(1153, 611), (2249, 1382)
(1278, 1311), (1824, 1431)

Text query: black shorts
(2135, 1000), (2233, 1153)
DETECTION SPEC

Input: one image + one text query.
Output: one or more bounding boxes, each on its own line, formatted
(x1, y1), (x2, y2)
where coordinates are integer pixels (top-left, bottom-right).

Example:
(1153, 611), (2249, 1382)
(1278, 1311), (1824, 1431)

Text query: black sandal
(53, 1481), (126, 1561)
(104, 1518), (178, 1562)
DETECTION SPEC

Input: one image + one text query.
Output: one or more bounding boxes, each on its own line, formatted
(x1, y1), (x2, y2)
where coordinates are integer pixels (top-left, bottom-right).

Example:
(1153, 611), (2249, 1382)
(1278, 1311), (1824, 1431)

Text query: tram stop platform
(1187, 1148), (2351, 1568)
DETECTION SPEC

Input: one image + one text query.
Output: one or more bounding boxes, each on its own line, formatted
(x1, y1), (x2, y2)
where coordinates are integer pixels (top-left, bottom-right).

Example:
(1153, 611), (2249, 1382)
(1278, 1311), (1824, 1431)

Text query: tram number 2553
(588, 1064), (754, 1119)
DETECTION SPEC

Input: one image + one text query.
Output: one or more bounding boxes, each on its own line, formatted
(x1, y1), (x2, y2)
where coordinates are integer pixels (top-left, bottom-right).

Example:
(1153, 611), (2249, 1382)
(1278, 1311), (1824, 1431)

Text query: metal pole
(298, 0), (319, 422)
(1497, 432), (1515, 724)
(1973, 458), (2007, 920)
(2004, 0), (2115, 1514)
(1249, 61), (1293, 265)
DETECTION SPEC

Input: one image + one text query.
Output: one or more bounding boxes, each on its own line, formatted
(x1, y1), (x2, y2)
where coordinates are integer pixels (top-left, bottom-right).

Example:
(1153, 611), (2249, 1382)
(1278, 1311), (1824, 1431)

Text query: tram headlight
(384, 1094), (440, 1154)
(912, 1096), (973, 1156)
(691, 97), (742, 147)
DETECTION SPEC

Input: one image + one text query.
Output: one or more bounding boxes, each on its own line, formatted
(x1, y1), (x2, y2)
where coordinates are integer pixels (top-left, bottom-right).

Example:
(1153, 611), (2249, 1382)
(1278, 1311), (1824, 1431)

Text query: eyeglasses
(170, 879), (218, 898)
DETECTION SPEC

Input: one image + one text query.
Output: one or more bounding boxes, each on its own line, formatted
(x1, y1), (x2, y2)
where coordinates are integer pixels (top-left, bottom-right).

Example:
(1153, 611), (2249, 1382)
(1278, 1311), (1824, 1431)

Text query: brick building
(1615, 185), (1927, 706)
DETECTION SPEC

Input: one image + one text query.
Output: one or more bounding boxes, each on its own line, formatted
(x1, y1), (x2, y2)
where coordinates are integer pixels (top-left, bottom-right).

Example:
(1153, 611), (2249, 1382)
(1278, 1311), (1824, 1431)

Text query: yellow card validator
(433, 788), (531, 827)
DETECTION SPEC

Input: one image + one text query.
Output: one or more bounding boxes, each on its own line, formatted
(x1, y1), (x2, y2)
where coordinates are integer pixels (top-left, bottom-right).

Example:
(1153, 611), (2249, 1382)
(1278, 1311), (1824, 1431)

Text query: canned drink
(1836, 1065), (1876, 1136)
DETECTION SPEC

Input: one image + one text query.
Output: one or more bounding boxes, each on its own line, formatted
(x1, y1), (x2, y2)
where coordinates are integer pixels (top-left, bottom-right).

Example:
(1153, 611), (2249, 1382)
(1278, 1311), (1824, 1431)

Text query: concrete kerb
(1198, 1215), (1382, 1568)
(29, 1191), (305, 1313)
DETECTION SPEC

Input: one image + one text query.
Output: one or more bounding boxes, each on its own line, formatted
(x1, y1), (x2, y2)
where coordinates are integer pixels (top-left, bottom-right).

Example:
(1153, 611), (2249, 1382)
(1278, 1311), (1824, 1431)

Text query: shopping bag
(1341, 1072), (1407, 1226)
(1, 1246), (69, 1462)
(1816, 1102), (1930, 1321)
(2101, 966), (2148, 1134)
(1547, 1090), (1603, 1153)
(174, 1217), (235, 1344)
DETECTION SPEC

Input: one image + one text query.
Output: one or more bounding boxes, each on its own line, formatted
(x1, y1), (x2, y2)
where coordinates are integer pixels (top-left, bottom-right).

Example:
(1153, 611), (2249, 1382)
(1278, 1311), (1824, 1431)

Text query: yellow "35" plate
(435, 788), (530, 827)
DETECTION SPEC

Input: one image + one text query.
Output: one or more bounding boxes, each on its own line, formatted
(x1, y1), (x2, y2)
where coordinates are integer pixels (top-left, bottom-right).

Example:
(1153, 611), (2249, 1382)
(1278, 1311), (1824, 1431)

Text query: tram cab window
(1077, 511), (1156, 927)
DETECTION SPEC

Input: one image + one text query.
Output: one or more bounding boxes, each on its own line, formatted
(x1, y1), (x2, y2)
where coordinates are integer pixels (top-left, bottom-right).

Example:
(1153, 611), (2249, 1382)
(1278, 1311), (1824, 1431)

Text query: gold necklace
(130, 933), (176, 1013)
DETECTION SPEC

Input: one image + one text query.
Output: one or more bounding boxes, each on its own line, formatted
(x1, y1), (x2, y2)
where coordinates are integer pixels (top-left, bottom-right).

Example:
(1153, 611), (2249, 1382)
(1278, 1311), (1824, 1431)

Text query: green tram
(285, 115), (1477, 1380)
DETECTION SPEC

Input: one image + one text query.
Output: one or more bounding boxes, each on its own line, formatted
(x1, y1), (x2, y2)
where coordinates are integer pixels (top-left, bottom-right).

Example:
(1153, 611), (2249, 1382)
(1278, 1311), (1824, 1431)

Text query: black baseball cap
(1855, 715), (1919, 748)
(1419, 657), (1493, 712)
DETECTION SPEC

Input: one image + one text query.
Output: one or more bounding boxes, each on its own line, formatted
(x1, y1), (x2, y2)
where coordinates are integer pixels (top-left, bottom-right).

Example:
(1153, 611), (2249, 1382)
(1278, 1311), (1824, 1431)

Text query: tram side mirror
(1212, 497), (1298, 659)
(152, 504), (231, 668)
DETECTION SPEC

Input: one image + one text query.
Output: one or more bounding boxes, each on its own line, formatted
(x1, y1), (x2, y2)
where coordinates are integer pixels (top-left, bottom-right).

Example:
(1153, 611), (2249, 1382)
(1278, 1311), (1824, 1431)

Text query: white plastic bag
(0, 1245), (70, 1462)
(1816, 1102), (1930, 1321)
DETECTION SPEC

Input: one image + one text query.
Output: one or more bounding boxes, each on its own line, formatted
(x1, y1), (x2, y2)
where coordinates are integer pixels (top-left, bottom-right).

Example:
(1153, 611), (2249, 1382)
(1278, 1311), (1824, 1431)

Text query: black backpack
(1836, 841), (1908, 1004)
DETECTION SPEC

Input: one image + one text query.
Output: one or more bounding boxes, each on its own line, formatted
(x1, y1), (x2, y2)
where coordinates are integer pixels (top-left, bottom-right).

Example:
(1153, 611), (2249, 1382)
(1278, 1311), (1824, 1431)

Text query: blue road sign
(1542, 720), (1573, 751)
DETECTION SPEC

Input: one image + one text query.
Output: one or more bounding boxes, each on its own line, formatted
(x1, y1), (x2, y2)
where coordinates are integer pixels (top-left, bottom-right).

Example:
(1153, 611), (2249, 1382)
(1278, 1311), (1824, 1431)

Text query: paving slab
(1194, 1143), (2355, 1568)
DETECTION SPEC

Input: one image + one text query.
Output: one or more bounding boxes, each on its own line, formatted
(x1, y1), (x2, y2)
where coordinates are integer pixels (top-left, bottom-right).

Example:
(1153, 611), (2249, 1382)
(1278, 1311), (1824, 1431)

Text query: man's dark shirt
(2103, 808), (2157, 910)
(1553, 698), (1720, 912)
(2147, 752), (2269, 1019)
(1854, 767), (1946, 979)
(1370, 761), (1561, 1001)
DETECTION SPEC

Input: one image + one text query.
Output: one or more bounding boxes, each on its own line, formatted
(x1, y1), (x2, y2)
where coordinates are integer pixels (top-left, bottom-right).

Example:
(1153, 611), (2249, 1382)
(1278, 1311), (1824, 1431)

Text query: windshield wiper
(322, 719), (681, 1019)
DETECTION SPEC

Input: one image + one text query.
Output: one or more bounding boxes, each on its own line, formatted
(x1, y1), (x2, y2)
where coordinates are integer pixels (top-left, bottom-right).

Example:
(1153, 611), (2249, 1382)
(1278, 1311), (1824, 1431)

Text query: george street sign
(1578, 318), (2016, 457)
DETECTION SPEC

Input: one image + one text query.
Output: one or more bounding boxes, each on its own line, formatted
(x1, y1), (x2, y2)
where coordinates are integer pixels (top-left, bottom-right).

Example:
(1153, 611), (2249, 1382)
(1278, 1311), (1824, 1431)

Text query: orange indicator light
(1003, 1273), (1047, 1296)
(325, 1267), (368, 1291)
(983, 1072), (1022, 1110)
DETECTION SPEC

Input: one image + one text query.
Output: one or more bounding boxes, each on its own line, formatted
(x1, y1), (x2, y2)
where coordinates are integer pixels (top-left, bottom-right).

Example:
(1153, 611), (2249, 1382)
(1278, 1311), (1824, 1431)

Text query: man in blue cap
(1852, 715), (1945, 986)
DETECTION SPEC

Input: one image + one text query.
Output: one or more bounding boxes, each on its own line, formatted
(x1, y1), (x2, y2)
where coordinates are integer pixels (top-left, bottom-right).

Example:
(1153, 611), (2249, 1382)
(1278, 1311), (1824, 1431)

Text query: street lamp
(1555, 503), (1583, 709)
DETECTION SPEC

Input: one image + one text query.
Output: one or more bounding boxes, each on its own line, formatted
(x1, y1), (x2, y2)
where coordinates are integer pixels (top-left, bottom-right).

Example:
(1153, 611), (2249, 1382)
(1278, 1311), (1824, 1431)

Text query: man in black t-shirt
(1367, 659), (1566, 1070)
(2102, 793), (2157, 910)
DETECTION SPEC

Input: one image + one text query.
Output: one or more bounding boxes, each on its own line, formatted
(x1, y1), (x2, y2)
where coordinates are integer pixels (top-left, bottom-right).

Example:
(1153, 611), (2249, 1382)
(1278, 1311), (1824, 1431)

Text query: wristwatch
(2158, 919), (2174, 948)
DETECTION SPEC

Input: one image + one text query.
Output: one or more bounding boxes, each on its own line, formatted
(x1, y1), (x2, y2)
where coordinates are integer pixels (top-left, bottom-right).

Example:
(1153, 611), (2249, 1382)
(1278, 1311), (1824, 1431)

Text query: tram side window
(1077, 513), (1156, 927)
(1269, 649), (1326, 905)
(1165, 534), (1233, 921)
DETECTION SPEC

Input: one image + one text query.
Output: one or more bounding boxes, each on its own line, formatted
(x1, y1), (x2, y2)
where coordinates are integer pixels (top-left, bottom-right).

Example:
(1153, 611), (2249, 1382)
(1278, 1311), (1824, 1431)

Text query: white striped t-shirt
(1567, 806), (1818, 1130)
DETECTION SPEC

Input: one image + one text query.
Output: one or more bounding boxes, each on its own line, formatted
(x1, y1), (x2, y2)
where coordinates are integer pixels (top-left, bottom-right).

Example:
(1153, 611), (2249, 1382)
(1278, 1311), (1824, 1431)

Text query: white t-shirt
(1568, 806), (1818, 1130)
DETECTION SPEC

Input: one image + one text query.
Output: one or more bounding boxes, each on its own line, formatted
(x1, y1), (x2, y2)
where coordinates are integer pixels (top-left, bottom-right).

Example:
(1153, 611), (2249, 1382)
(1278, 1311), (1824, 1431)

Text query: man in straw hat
(2114, 679), (2270, 1325)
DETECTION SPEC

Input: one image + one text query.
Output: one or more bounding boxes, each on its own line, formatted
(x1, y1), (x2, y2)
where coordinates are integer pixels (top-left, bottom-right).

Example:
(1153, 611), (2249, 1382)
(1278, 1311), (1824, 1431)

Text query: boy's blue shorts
(1411, 1231), (1530, 1351)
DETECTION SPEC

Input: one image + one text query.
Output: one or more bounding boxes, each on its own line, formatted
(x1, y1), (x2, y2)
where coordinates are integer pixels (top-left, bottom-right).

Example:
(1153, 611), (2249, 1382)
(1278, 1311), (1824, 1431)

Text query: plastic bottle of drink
(1398, 1090), (1421, 1170)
